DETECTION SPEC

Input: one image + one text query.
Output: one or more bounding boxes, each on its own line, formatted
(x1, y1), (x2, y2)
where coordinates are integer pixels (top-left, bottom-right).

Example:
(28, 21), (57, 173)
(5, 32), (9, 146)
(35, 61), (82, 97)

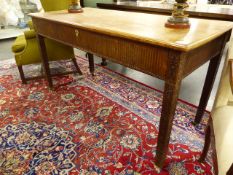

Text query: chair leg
(17, 65), (27, 84)
(72, 58), (82, 75)
(199, 123), (211, 162)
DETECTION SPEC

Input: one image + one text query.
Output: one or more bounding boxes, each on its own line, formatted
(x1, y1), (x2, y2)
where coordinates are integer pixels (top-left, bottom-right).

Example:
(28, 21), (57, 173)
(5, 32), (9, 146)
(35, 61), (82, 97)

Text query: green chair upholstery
(12, 35), (26, 53)
(40, 0), (70, 12)
(12, 0), (82, 84)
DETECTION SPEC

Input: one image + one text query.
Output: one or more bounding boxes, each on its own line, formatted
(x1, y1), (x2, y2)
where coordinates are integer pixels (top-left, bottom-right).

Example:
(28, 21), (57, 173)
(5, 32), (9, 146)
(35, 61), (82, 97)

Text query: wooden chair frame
(18, 58), (82, 84)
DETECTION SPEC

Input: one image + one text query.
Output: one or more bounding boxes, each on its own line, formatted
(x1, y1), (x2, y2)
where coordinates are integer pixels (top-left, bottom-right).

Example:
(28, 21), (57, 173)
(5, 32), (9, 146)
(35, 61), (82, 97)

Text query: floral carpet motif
(0, 122), (76, 175)
(0, 57), (214, 174)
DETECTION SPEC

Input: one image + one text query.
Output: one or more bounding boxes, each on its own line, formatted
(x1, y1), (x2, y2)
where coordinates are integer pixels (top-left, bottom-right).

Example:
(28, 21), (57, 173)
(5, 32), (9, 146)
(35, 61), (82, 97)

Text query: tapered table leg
(87, 52), (95, 76)
(194, 32), (230, 124)
(155, 51), (186, 168)
(155, 81), (182, 168)
(37, 34), (53, 89)
(194, 54), (223, 124)
(199, 123), (211, 162)
(101, 58), (107, 66)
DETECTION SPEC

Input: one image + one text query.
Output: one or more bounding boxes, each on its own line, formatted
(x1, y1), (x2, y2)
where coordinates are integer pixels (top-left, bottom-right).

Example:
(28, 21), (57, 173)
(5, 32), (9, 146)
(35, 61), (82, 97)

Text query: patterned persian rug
(0, 57), (215, 175)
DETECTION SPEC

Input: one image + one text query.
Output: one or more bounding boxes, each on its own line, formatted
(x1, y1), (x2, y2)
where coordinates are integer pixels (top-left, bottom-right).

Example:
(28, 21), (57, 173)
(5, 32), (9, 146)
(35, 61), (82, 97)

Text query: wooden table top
(30, 8), (233, 51)
(97, 1), (233, 21)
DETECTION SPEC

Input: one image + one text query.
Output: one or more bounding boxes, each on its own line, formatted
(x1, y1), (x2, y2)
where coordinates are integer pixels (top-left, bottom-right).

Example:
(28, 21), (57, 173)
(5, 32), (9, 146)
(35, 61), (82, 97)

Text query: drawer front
(32, 18), (169, 80)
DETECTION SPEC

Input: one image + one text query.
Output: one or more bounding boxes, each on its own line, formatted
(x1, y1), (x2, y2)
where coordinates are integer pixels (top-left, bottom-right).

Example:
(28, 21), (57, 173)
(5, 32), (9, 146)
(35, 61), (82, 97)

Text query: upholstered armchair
(12, 0), (82, 84)
(200, 39), (233, 175)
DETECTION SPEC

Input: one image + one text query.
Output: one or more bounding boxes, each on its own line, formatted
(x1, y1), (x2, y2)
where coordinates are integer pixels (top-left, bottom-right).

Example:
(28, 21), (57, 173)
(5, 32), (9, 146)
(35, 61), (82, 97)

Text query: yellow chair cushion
(12, 35), (26, 53)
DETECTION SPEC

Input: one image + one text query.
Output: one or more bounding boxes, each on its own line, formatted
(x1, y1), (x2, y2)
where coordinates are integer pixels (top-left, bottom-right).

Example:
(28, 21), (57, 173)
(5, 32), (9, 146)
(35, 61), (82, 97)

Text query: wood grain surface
(30, 8), (233, 51)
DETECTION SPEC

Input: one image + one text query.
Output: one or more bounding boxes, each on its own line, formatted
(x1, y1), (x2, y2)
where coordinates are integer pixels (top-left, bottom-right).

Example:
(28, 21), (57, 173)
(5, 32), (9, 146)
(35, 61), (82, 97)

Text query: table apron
(32, 18), (230, 82)
(32, 18), (174, 80)
(184, 33), (229, 77)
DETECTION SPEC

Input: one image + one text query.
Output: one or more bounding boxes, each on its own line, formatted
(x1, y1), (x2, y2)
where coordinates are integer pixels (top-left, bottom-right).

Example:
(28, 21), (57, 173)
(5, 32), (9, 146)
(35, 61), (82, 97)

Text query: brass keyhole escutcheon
(75, 29), (79, 37)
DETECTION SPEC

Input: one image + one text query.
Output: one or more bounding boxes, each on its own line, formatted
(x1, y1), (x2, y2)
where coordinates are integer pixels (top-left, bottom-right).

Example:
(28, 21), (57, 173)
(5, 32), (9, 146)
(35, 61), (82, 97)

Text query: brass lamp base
(68, 3), (83, 13)
(165, 22), (190, 29)
(165, 16), (190, 29)
(68, 8), (83, 13)
(165, 0), (190, 29)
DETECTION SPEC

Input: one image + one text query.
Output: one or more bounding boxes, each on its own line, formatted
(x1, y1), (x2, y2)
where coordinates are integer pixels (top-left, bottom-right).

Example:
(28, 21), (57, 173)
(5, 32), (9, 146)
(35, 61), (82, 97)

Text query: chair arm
(230, 59), (233, 94)
(24, 30), (36, 39)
